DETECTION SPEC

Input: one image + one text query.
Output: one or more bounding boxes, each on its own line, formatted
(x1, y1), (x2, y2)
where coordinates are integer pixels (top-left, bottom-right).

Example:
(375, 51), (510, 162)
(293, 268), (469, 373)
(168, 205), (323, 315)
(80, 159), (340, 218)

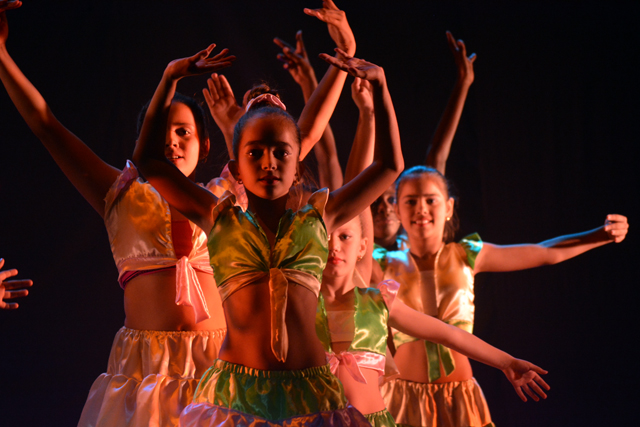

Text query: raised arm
(321, 52), (404, 233)
(389, 299), (549, 402)
(0, 258), (32, 310)
(0, 3), (120, 216)
(133, 45), (234, 232)
(297, 0), (355, 160)
(474, 214), (629, 273)
(202, 73), (244, 159)
(425, 31), (476, 175)
(274, 30), (343, 191)
(344, 77), (375, 182)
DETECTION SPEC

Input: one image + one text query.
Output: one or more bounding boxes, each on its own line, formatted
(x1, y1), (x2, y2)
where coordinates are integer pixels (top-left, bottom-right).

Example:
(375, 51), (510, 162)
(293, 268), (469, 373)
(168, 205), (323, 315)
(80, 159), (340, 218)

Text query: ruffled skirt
(78, 326), (226, 427)
(180, 359), (370, 426)
(364, 409), (397, 427)
(380, 378), (494, 427)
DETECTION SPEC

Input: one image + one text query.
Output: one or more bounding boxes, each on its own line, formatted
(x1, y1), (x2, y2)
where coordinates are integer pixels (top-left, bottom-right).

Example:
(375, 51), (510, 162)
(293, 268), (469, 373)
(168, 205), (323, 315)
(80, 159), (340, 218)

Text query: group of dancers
(0, 1), (629, 426)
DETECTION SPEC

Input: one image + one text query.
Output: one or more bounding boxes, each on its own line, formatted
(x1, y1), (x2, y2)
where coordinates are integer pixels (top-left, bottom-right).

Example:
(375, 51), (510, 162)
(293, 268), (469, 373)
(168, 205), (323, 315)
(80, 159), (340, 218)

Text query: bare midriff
(394, 339), (473, 384)
(123, 268), (226, 331)
(217, 276), (327, 371)
(332, 341), (386, 414)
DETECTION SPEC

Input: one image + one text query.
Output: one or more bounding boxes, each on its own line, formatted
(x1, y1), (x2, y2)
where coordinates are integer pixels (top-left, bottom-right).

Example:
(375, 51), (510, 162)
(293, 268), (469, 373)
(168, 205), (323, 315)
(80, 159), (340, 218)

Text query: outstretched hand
(446, 31), (476, 85)
(304, 0), (355, 56)
(0, 0), (22, 45)
(274, 30), (317, 88)
(320, 49), (385, 85)
(351, 77), (374, 113)
(503, 358), (550, 402)
(202, 73), (244, 138)
(0, 258), (32, 310)
(165, 44), (235, 81)
(604, 214), (629, 243)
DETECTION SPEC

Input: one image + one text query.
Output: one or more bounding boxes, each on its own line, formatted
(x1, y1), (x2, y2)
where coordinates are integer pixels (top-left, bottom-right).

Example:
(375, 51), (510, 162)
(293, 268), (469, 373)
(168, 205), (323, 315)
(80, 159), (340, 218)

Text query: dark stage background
(1, 1), (638, 425)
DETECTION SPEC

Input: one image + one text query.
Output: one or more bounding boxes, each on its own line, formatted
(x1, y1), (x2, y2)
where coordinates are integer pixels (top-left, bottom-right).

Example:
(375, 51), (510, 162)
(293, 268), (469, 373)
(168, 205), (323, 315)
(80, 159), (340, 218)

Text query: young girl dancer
(318, 212), (549, 427)
(133, 35), (402, 424)
(0, 257), (32, 309)
(378, 166), (629, 427)
(372, 31), (476, 254)
(0, 3), (233, 425)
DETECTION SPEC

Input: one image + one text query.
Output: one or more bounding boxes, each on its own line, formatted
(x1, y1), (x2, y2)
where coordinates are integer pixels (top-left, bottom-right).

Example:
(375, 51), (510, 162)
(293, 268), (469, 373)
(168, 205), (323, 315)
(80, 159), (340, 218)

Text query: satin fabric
(180, 360), (370, 426)
(372, 235), (409, 271)
(380, 378), (494, 427)
(316, 281), (399, 384)
(78, 327), (226, 427)
(382, 234), (482, 382)
(365, 409), (397, 427)
(207, 188), (329, 362)
(104, 161), (233, 323)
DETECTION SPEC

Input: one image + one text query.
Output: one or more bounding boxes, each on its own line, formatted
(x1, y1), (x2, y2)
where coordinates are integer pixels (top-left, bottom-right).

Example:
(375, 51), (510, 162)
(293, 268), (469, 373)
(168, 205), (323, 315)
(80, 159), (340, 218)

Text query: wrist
(358, 108), (375, 119)
(456, 76), (474, 88)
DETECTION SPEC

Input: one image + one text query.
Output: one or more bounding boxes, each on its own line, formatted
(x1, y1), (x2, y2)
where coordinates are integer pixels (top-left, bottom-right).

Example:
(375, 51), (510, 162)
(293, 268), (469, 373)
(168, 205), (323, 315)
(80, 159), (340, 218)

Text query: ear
(359, 236), (368, 259)
(446, 197), (454, 219)
(200, 138), (210, 162)
(296, 161), (306, 182)
(228, 159), (240, 181)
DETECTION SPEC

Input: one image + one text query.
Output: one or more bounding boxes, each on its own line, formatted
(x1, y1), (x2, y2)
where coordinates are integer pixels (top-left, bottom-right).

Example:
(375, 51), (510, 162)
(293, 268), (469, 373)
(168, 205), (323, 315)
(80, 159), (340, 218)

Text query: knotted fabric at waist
(217, 268), (321, 363)
(326, 350), (386, 384)
(117, 255), (213, 323)
(393, 319), (473, 382)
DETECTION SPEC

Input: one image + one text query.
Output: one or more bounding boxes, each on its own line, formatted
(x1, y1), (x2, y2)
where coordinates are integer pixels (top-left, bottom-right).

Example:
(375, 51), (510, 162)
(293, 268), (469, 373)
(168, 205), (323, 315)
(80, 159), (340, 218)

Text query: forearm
(133, 70), (177, 171)
(313, 125), (343, 191)
(344, 109), (374, 183)
(476, 226), (613, 273)
(298, 63), (347, 159)
(425, 79), (471, 174)
(370, 77), (403, 176)
(390, 304), (511, 371)
(0, 45), (63, 136)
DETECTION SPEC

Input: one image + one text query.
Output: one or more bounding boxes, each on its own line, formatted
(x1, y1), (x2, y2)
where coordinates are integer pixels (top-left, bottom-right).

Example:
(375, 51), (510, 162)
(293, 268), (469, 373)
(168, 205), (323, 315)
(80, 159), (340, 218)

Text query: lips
(412, 218), (433, 227)
(259, 176), (281, 185)
(327, 256), (343, 265)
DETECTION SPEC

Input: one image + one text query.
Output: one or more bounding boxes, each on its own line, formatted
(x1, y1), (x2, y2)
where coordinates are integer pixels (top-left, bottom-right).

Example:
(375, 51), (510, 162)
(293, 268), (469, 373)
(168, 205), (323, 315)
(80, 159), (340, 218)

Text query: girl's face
(233, 114), (300, 200)
(324, 218), (367, 279)
(371, 185), (401, 242)
(396, 174), (454, 243)
(165, 101), (206, 178)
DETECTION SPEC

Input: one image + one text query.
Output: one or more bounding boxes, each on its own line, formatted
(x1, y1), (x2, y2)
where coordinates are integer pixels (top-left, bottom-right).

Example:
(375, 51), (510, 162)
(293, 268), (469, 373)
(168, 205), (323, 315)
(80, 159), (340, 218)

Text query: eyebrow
(245, 140), (294, 150)
(401, 193), (441, 199)
(171, 122), (195, 127)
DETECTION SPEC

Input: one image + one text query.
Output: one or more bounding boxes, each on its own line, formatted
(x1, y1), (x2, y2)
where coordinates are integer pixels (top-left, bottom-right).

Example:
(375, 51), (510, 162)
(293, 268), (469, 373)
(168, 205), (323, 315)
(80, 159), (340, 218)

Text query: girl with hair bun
(134, 2), (403, 425)
(378, 165), (629, 427)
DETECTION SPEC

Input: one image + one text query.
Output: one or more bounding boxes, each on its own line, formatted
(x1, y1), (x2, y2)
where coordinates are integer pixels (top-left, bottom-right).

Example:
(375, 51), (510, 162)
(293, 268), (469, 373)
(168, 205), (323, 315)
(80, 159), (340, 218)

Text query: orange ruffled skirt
(78, 326), (226, 427)
(380, 378), (495, 427)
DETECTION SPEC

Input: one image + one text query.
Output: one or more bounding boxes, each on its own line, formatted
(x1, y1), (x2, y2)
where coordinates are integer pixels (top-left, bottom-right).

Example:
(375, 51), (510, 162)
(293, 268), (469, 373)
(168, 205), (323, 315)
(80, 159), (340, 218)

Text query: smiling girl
(377, 166), (628, 427)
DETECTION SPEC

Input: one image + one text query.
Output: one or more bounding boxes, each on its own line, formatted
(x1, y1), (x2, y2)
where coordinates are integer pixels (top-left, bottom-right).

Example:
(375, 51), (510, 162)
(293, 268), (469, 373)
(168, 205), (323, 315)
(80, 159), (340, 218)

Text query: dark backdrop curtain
(1, 1), (637, 425)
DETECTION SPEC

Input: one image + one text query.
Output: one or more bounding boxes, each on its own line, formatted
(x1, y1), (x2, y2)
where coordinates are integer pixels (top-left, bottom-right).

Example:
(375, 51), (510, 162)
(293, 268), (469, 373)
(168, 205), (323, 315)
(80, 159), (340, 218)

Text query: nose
(166, 139), (179, 149)
(328, 235), (340, 252)
(261, 151), (276, 170)
(417, 198), (428, 214)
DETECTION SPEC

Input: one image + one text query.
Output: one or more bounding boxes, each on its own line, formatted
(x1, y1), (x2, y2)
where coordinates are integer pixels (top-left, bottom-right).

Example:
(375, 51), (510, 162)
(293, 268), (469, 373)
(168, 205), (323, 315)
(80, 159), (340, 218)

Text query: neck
(375, 234), (398, 250)
(408, 233), (443, 259)
(321, 271), (356, 299)
(245, 190), (289, 233)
